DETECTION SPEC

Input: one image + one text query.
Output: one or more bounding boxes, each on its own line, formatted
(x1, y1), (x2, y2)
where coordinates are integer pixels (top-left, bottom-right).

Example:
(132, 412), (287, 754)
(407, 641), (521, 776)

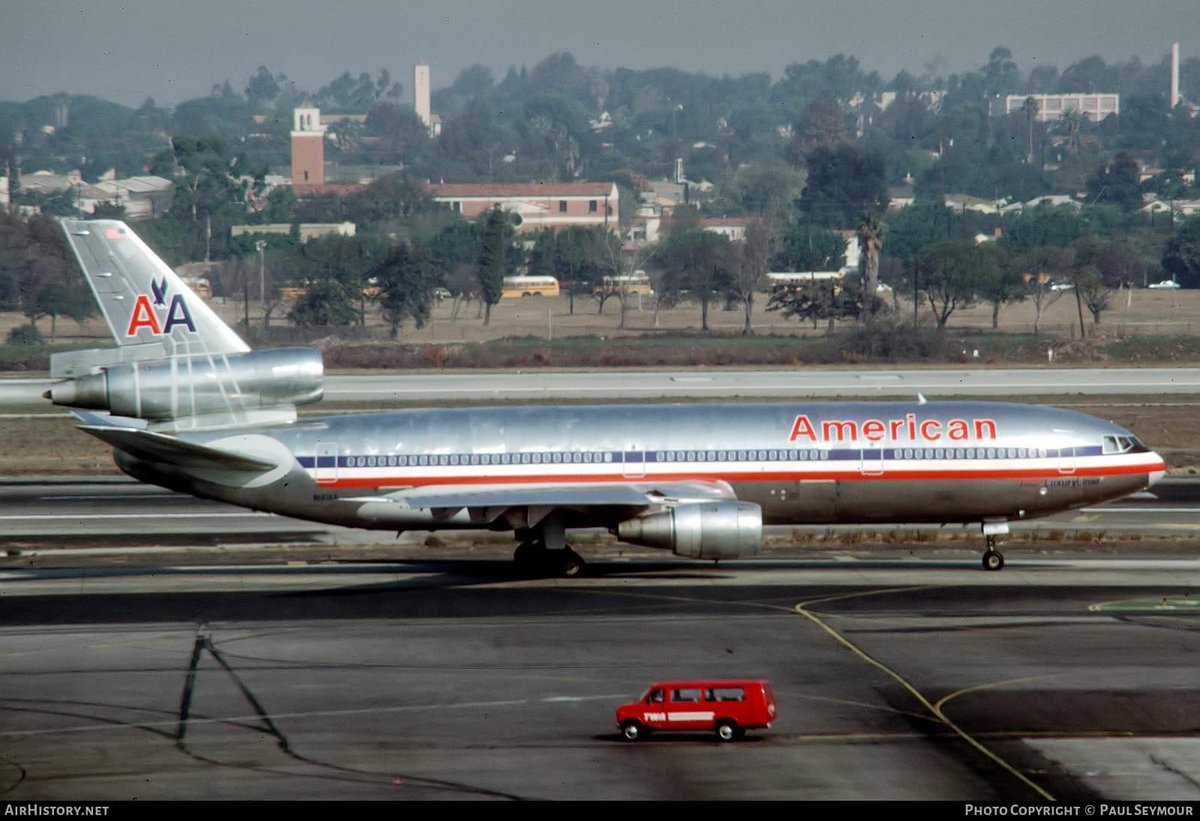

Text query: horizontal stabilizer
(74, 412), (278, 472)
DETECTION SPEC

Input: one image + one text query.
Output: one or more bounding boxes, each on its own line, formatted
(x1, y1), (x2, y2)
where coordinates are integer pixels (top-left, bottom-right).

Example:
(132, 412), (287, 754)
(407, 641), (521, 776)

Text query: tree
(773, 223), (847, 272)
(983, 47), (1020, 98)
(1014, 246), (1073, 334)
(1160, 215), (1200, 288)
(970, 243), (1020, 329)
(430, 220), (481, 318)
(596, 231), (654, 329)
(767, 276), (865, 330)
(1070, 237), (1124, 331)
(288, 279), (357, 328)
(906, 240), (985, 329)
(369, 242), (439, 339)
(244, 66), (281, 109)
(856, 214), (886, 302)
(999, 204), (1090, 252)
(0, 214), (95, 340)
(476, 207), (515, 325)
(658, 228), (734, 331)
(364, 103), (431, 162)
(729, 217), (779, 335)
(727, 161), (806, 216)
(1087, 151), (1142, 211)
(787, 98), (848, 162)
(546, 226), (609, 314)
(883, 199), (954, 266)
(799, 143), (889, 228)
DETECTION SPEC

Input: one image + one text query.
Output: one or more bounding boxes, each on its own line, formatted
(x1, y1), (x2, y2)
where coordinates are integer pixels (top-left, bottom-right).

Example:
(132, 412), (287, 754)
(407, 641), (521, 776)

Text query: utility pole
(256, 239), (267, 307)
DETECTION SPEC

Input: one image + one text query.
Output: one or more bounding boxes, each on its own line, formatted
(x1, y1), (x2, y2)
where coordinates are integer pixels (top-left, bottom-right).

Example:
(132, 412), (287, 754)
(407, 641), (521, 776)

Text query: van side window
(712, 687), (745, 702)
(672, 688), (701, 702)
(647, 689), (664, 704)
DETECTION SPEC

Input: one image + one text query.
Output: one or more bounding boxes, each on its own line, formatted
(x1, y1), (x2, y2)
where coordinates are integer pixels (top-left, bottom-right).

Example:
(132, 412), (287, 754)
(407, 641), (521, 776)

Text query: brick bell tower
(290, 106), (326, 193)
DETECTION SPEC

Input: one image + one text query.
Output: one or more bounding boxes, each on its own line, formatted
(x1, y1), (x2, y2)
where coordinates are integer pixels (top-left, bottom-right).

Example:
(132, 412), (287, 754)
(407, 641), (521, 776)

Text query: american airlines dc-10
(45, 219), (1166, 575)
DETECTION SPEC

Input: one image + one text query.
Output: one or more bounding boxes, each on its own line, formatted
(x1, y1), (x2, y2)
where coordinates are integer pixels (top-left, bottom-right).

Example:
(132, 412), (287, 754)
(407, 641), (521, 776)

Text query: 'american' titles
(788, 413), (998, 444)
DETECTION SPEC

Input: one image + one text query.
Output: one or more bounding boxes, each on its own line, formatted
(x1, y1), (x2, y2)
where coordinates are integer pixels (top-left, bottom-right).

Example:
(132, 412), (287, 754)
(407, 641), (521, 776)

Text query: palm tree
(1058, 109), (1082, 157)
(856, 215), (885, 313)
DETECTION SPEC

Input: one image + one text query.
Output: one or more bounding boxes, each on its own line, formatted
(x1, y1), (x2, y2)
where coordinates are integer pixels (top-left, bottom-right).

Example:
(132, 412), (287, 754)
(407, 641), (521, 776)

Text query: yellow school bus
(597, 272), (654, 296)
(181, 277), (212, 299)
(502, 276), (560, 298)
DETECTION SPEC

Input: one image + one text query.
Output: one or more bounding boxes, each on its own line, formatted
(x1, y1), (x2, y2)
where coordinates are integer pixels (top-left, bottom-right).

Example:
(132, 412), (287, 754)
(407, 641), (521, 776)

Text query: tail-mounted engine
(46, 347), (324, 428)
(617, 501), (762, 560)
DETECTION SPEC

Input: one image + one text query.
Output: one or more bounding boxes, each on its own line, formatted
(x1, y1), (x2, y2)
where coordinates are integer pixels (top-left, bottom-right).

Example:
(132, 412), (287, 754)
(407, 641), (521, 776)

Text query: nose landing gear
(982, 539), (1005, 571)
(980, 522), (1008, 571)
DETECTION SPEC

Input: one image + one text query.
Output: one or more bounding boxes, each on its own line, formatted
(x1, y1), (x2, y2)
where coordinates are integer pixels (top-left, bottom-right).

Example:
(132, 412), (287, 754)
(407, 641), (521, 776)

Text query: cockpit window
(1127, 437), (1151, 453)
(1103, 435), (1150, 454)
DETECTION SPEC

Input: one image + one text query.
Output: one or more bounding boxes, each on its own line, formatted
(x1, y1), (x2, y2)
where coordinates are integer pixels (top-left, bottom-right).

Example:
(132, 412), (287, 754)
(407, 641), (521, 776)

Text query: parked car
(615, 680), (776, 742)
(1148, 279), (1181, 290)
(1049, 281), (1074, 291)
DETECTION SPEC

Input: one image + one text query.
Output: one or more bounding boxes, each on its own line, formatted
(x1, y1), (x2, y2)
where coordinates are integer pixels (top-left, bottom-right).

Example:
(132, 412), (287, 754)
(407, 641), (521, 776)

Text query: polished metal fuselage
(114, 400), (1164, 534)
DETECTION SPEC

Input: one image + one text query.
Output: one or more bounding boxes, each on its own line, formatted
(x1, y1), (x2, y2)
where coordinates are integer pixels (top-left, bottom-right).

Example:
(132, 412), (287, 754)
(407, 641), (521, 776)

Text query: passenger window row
(334, 446), (1063, 468)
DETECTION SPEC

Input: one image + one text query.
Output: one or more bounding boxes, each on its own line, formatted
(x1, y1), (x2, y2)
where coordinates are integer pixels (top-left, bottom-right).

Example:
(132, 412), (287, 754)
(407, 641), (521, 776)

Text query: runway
(5, 366), (1200, 406)
(4, 477), (1199, 561)
(1, 557), (1199, 801)
(314, 367), (1200, 401)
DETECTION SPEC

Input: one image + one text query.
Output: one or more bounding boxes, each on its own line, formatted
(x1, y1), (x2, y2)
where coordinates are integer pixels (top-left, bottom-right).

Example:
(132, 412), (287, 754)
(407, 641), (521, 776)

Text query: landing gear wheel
(715, 720), (739, 742)
(621, 720), (642, 741)
(513, 542), (540, 567)
(982, 549), (1005, 571)
(557, 547), (585, 578)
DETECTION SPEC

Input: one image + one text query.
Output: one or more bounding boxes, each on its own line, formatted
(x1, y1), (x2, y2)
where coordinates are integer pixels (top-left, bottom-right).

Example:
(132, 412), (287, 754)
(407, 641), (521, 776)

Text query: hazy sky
(3, 0), (1198, 107)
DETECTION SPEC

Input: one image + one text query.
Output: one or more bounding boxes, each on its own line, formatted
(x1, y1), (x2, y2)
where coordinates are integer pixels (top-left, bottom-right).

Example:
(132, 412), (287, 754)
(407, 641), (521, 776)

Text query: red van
(615, 680), (776, 742)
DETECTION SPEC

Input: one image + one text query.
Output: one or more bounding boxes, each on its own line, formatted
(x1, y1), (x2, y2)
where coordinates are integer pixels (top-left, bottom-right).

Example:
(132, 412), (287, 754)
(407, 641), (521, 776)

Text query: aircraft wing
(356, 479), (738, 510)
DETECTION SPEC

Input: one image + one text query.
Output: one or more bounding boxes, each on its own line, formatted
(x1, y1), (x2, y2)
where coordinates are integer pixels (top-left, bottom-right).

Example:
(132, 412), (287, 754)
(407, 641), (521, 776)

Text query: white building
(1002, 94), (1119, 122)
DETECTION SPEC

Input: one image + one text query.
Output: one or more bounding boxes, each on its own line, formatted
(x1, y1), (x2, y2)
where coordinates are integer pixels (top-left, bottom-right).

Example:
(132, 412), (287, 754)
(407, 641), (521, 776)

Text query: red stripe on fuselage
(309, 461), (1164, 490)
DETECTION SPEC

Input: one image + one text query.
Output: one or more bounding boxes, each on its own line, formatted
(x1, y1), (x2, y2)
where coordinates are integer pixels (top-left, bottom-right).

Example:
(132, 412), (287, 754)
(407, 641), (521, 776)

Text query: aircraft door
(316, 442), (339, 485)
(860, 444), (885, 476)
(623, 445), (645, 479)
(1057, 443), (1076, 475)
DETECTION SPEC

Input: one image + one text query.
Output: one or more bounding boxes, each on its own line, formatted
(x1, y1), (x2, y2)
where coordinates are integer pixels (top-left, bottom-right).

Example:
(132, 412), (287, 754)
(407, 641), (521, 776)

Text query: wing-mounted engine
(617, 501), (762, 560)
(45, 347), (324, 432)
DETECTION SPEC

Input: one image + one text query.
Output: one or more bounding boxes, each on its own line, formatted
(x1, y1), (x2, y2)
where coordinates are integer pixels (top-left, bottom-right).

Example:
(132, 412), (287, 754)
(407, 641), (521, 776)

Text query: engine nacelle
(47, 347), (324, 421)
(617, 501), (762, 560)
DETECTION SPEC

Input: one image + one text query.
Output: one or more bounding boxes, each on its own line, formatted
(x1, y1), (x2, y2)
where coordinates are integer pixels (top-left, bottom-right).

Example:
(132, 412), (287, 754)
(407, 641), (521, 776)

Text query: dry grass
(7, 287), (1199, 348)
(0, 415), (116, 475)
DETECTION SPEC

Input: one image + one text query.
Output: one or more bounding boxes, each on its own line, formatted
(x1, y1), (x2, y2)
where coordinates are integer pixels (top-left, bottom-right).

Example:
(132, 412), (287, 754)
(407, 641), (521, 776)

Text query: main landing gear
(980, 522), (1008, 571)
(513, 531), (586, 578)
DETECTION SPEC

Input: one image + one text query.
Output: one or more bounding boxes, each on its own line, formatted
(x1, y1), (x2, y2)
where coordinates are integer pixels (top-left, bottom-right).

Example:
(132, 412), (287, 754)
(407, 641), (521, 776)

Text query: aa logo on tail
(125, 277), (197, 337)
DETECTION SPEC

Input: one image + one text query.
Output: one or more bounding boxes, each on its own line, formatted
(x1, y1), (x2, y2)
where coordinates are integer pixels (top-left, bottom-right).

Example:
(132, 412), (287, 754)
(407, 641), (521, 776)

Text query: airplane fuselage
(114, 399), (1165, 534)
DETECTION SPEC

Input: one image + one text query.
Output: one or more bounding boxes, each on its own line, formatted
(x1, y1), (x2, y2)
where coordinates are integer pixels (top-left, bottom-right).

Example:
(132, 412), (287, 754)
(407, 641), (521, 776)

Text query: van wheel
(716, 720), (739, 742)
(621, 721), (643, 741)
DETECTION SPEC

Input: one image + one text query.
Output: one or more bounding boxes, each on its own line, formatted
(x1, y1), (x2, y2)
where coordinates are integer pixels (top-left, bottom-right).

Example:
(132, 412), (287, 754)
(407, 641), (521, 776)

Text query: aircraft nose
(1148, 453), (1166, 487)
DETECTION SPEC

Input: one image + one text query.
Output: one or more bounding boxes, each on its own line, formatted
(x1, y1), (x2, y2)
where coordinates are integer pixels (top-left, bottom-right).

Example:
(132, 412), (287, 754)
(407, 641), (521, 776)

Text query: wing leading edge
(349, 480), (737, 509)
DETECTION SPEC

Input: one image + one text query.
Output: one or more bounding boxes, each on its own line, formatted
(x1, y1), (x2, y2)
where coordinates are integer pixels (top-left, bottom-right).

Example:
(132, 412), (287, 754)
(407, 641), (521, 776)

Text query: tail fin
(59, 219), (249, 357)
(52, 219), (322, 433)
